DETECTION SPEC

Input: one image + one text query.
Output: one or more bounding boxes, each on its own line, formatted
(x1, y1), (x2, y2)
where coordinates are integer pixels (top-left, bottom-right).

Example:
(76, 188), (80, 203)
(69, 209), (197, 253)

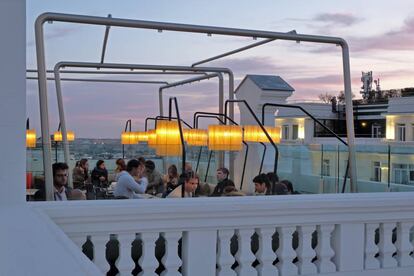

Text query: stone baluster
(364, 223), (380, 270)
(217, 229), (236, 276)
(116, 233), (135, 276)
(90, 234), (110, 274)
(138, 232), (159, 276)
(234, 229), (257, 276)
(378, 223), (397, 268)
(297, 225), (317, 275)
(255, 227), (278, 276)
(276, 226), (298, 276)
(396, 222), (414, 267)
(315, 224), (336, 273)
(161, 231), (182, 276)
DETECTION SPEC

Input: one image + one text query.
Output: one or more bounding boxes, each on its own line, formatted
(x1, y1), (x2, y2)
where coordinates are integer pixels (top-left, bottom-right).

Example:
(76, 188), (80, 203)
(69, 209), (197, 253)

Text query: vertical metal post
(53, 67), (72, 187)
(35, 17), (54, 201)
(341, 41), (358, 192)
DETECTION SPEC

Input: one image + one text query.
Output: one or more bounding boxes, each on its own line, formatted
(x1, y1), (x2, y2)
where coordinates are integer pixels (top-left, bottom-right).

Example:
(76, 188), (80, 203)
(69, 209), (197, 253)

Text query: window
(412, 124), (414, 141)
(372, 124), (381, 138)
(372, 161), (381, 182)
(410, 165), (414, 184)
(396, 124), (406, 141)
(322, 159), (330, 176)
(393, 163), (408, 184)
(292, 125), (299, 140)
(282, 125), (289, 140)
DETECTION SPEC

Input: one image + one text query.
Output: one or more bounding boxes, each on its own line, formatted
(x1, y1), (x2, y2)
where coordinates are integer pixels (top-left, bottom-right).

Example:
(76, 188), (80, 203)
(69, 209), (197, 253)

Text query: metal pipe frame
(27, 76), (168, 85)
(261, 103), (348, 146)
(49, 66), (206, 192)
(48, 62), (234, 199)
(224, 100), (279, 183)
(191, 30), (296, 67)
(27, 69), (208, 75)
(145, 116), (192, 131)
(100, 14), (112, 64)
(159, 72), (225, 169)
(194, 112), (249, 190)
(122, 119), (132, 159)
(167, 97), (187, 198)
(261, 102), (350, 192)
(35, 12), (356, 196)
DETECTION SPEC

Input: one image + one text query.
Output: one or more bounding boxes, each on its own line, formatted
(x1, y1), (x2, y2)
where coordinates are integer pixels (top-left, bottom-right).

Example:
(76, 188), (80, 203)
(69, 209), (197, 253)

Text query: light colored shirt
(114, 171), (148, 199)
(54, 187), (67, 201)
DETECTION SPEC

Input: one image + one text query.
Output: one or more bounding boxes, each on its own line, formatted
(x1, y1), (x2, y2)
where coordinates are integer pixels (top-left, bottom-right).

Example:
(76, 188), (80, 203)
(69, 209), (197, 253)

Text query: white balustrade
(235, 228), (257, 276)
(32, 192), (414, 276)
(378, 222), (398, 268)
(276, 226), (298, 276)
(396, 222), (414, 267)
(255, 227), (278, 276)
(297, 225), (317, 275)
(138, 232), (159, 276)
(161, 231), (182, 276)
(315, 224), (336, 273)
(90, 234), (111, 274)
(217, 229), (237, 276)
(364, 223), (380, 270)
(116, 233), (135, 276)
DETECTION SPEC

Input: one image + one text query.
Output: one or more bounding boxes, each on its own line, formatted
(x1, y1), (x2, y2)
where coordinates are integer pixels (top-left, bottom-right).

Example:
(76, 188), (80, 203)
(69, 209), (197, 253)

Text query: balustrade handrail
(31, 192), (414, 233)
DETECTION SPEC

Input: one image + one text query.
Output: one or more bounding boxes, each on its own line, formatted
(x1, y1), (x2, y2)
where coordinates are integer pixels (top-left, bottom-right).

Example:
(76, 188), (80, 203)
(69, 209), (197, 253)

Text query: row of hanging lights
(26, 130), (75, 148)
(121, 121), (281, 156)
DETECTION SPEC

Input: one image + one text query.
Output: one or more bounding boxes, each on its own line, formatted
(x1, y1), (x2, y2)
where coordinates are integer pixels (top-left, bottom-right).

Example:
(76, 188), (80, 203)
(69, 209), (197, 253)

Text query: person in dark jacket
(211, 167), (234, 197)
(34, 162), (73, 201)
(91, 160), (108, 187)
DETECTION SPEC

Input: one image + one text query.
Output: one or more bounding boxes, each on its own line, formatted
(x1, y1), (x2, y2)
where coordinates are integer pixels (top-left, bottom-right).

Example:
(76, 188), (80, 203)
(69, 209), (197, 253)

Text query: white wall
(0, 0), (26, 205)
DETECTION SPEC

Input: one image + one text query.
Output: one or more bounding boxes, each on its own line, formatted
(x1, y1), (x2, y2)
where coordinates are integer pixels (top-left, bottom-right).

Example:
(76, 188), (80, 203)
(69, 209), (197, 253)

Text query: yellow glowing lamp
(147, 129), (157, 148)
(208, 125), (242, 151)
(26, 129), (37, 148)
(185, 129), (208, 146)
(243, 125), (281, 144)
(156, 120), (181, 146)
(121, 131), (138, 144)
(155, 144), (182, 156)
(136, 131), (148, 142)
(54, 131), (75, 142)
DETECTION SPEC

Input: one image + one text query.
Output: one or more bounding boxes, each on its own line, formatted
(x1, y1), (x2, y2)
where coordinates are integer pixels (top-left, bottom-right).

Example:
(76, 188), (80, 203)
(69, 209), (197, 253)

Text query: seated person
(167, 171), (199, 198)
(35, 162), (73, 201)
(91, 160), (108, 187)
(211, 167), (234, 197)
(72, 158), (89, 189)
(114, 158), (126, 181)
(114, 159), (148, 199)
(222, 181), (245, 196)
(280, 179), (299, 194)
(273, 182), (289, 195)
(163, 164), (179, 197)
(253, 173), (272, 195)
(145, 160), (164, 195)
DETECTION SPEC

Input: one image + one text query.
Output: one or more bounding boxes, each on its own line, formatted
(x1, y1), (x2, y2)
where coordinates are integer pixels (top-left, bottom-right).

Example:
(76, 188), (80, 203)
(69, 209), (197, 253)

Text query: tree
(318, 92), (335, 103)
(337, 90), (355, 104)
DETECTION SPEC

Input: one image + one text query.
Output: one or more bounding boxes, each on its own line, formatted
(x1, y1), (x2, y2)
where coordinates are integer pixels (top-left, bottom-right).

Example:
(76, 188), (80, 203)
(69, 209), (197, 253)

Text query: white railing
(32, 192), (414, 276)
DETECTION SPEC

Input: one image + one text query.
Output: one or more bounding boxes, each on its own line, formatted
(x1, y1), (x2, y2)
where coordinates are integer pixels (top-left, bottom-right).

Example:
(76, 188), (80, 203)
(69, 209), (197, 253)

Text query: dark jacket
(34, 186), (73, 201)
(211, 179), (235, 197)
(91, 167), (108, 187)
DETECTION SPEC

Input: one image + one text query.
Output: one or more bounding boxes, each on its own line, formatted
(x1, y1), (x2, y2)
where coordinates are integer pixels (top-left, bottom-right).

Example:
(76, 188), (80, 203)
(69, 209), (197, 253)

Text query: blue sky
(26, 0), (414, 138)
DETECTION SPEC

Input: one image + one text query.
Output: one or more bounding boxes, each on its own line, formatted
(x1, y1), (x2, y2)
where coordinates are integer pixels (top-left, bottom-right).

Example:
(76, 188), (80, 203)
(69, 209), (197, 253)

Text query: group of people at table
(34, 157), (298, 201)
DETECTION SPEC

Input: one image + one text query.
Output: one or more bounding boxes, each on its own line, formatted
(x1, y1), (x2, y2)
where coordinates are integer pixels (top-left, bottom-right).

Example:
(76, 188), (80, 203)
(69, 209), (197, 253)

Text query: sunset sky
(26, 0), (414, 138)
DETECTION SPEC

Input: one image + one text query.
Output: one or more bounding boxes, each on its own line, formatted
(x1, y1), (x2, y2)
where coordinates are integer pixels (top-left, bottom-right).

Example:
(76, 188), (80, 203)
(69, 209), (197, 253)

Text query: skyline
(26, 1), (414, 138)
